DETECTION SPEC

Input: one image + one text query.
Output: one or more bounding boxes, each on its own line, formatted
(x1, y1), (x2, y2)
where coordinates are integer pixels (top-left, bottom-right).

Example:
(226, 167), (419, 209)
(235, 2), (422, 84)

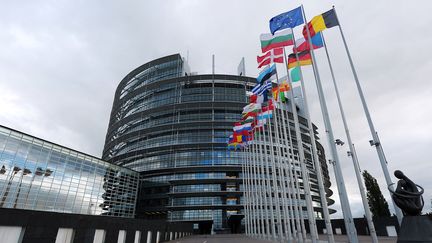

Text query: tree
(362, 170), (391, 218)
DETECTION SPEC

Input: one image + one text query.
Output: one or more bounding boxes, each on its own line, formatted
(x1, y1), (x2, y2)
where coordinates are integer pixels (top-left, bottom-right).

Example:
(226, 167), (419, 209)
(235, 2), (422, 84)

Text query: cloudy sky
(1, 0), (431, 218)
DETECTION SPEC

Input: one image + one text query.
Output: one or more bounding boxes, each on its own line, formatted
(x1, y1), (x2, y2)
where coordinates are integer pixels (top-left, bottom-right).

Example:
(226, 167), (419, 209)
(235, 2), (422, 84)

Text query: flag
(302, 9), (339, 38)
(241, 111), (258, 119)
(257, 110), (273, 120)
(251, 83), (262, 94)
(269, 6), (304, 34)
(279, 82), (290, 103)
(257, 81), (273, 95)
(287, 51), (312, 69)
(242, 103), (261, 114)
(257, 64), (277, 84)
(233, 123), (252, 132)
(293, 32), (323, 53)
(290, 66), (301, 82)
(257, 48), (283, 68)
(272, 87), (279, 101)
(260, 29), (294, 53)
(249, 94), (257, 103)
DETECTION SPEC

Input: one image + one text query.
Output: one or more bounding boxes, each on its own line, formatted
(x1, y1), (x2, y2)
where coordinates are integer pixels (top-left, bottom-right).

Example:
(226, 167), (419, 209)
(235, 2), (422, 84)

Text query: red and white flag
(257, 48), (283, 68)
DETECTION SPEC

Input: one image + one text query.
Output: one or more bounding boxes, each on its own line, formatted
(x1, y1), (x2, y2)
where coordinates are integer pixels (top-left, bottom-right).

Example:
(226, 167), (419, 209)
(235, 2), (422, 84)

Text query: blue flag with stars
(269, 6), (304, 35)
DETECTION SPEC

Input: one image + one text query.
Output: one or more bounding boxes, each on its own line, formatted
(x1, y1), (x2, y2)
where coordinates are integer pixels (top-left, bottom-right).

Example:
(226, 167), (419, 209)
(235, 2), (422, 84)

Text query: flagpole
(261, 117), (277, 241)
(251, 138), (259, 237)
(332, 6), (403, 225)
(258, 124), (275, 241)
(252, 135), (264, 237)
(256, 130), (270, 239)
(283, 106), (304, 242)
(272, 98), (293, 241)
(243, 146), (251, 236)
(321, 32), (378, 243)
(282, 47), (318, 242)
(247, 146), (254, 237)
(266, 105), (285, 242)
(254, 131), (266, 239)
(275, 102), (296, 241)
(301, 5), (359, 242)
(257, 123), (271, 240)
(289, 33), (335, 242)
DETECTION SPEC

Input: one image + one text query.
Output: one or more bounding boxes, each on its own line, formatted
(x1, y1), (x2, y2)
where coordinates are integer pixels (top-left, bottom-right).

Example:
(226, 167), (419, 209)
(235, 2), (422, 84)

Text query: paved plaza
(166, 234), (398, 243)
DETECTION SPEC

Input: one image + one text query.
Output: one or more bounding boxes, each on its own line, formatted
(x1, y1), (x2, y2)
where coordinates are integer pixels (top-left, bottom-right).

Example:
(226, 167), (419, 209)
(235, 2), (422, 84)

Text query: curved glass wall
(0, 126), (139, 218)
(103, 54), (334, 231)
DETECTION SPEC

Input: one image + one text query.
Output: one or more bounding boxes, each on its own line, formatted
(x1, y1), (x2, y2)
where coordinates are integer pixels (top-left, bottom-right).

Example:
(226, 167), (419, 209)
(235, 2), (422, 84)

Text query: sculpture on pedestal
(389, 170), (431, 243)
(390, 170), (424, 216)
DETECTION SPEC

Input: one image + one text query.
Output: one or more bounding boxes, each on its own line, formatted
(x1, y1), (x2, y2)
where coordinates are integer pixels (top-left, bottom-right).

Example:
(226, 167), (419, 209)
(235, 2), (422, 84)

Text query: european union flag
(269, 6), (304, 35)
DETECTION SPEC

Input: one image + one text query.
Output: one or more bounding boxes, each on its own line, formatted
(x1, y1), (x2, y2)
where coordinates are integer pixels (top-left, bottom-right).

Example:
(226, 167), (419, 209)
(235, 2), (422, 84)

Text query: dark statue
(391, 170), (432, 243)
(391, 170), (424, 216)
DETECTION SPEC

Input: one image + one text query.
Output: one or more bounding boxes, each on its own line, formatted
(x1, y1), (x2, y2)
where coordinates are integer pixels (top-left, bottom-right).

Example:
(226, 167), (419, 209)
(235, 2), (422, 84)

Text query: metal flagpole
(276, 106), (295, 241)
(266, 106), (285, 242)
(284, 34), (335, 243)
(251, 135), (264, 237)
(332, 6), (403, 225)
(244, 146), (252, 236)
(246, 140), (256, 237)
(255, 128), (269, 239)
(280, 95), (304, 242)
(261, 114), (277, 241)
(289, 33), (336, 241)
(300, 5), (358, 242)
(293, 159), (307, 240)
(321, 32), (378, 243)
(250, 138), (258, 237)
(272, 99), (293, 241)
(257, 123), (274, 241)
(282, 47), (318, 242)
(242, 147), (249, 236)
(283, 107), (304, 242)
(244, 145), (251, 236)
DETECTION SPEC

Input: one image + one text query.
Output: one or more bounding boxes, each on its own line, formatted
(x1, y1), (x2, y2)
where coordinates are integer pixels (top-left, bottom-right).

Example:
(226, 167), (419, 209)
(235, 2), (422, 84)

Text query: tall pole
(301, 5), (358, 242)
(283, 106), (305, 242)
(332, 6), (403, 225)
(241, 147), (250, 236)
(274, 99), (295, 241)
(243, 145), (252, 236)
(289, 31), (336, 242)
(272, 99), (293, 241)
(266, 107), (285, 242)
(321, 33), (378, 243)
(282, 47), (318, 241)
(261, 117), (277, 241)
(251, 136), (264, 237)
(257, 125), (272, 240)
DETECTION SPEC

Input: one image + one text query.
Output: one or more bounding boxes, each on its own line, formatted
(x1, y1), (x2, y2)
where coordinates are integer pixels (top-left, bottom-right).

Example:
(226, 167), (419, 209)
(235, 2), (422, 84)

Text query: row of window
(0, 126), (139, 218)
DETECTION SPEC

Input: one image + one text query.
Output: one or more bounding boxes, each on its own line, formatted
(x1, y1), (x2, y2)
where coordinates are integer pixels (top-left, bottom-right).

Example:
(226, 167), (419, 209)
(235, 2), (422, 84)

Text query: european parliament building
(102, 54), (334, 233)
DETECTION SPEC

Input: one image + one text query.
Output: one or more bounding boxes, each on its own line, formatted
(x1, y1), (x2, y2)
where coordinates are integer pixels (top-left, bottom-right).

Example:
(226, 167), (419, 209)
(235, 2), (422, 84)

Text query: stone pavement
(165, 234), (398, 243)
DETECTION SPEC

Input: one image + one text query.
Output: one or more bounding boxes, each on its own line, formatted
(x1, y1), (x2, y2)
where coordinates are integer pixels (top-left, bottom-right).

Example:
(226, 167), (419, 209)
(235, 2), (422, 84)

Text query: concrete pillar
(169, 232), (173, 241)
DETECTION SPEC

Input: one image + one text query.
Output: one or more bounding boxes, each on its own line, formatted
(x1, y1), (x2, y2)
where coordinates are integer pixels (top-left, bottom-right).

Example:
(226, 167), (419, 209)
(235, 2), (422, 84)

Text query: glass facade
(0, 126), (139, 218)
(103, 54), (334, 231)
